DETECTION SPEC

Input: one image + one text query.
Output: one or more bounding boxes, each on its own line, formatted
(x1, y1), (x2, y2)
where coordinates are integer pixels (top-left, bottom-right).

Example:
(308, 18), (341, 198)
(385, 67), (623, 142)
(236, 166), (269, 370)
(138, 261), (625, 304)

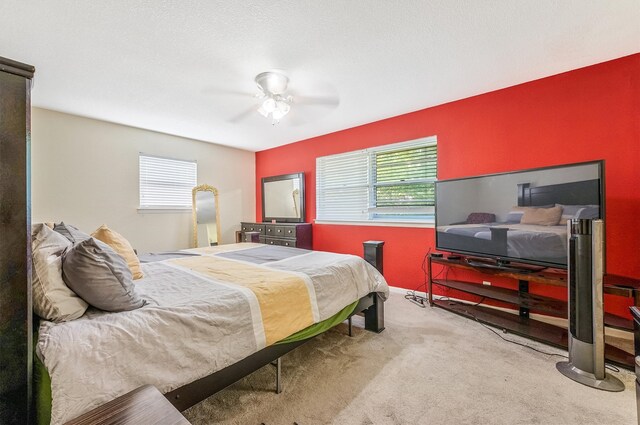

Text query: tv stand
(427, 255), (635, 369)
(464, 258), (543, 274)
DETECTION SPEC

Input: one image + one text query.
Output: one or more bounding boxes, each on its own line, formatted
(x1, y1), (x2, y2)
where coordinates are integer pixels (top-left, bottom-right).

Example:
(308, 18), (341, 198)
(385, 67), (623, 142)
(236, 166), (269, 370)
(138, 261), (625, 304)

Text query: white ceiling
(1, 1), (638, 152)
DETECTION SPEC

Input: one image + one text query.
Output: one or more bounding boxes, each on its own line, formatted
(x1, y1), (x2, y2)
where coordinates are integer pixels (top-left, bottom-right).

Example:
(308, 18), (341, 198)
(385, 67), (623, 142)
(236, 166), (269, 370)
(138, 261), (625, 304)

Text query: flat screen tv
(435, 160), (604, 269)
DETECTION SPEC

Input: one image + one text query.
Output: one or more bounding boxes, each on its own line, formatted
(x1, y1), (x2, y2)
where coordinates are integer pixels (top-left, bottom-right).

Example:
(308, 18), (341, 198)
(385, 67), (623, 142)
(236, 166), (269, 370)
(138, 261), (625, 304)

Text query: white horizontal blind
(316, 150), (370, 221)
(139, 154), (197, 209)
(316, 137), (437, 222)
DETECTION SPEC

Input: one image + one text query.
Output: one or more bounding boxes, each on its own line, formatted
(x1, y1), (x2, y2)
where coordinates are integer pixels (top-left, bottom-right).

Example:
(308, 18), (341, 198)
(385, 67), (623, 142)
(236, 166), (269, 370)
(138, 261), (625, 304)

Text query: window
(316, 137), (437, 224)
(139, 154), (197, 210)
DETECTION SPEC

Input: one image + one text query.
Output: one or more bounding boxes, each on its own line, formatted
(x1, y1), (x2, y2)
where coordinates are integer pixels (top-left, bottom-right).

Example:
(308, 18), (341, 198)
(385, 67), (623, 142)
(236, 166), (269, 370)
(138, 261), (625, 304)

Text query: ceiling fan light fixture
(262, 97), (277, 113)
(276, 100), (290, 115)
(257, 104), (269, 118)
(255, 71), (289, 95)
(254, 71), (294, 124)
(271, 108), (286, 121)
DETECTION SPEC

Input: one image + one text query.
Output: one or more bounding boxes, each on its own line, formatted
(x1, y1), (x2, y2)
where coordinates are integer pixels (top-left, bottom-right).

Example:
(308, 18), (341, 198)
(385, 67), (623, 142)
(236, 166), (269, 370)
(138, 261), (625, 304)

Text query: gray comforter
(37, 244), (388, 424)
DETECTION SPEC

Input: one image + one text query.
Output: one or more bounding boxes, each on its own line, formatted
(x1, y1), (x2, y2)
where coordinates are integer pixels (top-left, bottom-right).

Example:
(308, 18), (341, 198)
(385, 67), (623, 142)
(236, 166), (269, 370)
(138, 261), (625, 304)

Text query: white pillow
(32, 223), (88, 321)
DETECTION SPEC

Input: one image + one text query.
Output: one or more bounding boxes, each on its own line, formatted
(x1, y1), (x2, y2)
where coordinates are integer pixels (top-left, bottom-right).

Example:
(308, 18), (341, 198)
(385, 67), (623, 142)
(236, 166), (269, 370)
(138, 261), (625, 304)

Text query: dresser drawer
(241, 222), (311, 250)
(264, 224), (277, 237)
(280, 239), (296, 248)
(261, 237), (297, 247)
(241, 223), (265, 234)
(260, 236), (279, 246)
(265, 224), (295, 239)
(281, 226), (296, 239)
(273, 225), (287, 238)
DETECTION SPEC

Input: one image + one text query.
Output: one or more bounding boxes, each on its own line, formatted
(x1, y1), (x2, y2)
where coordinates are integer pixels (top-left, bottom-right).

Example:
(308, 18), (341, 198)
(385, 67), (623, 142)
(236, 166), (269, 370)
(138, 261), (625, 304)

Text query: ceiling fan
(254, 71), (293, 124)
(227, 70), (340, 126)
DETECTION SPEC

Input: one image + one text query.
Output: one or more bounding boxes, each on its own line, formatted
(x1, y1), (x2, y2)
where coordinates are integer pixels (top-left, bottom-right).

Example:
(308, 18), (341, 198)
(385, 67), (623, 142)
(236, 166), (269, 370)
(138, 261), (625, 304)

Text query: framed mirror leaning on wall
(192, 184), (221, 247)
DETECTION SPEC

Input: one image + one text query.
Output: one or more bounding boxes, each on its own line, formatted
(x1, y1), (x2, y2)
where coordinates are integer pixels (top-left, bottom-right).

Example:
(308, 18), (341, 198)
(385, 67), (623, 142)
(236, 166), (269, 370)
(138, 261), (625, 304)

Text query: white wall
(31, 108), (255, 252)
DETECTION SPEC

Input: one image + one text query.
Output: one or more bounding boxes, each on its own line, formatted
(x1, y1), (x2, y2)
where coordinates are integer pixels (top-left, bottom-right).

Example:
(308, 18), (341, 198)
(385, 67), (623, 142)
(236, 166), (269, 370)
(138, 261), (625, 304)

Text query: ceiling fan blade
(202, 87), (255, 98)
(293, 94), (340, 107)
(283, 105), (333, 127)
(283, 109), (308, 127)
(228, 105), (257, 123)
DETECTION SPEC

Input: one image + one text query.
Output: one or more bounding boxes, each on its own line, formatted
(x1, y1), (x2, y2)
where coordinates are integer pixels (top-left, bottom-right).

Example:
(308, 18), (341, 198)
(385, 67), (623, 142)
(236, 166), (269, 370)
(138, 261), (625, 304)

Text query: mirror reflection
(264, 180), (300, 218)
(262, 172), (305, 222)
(192, 184), (221, 247)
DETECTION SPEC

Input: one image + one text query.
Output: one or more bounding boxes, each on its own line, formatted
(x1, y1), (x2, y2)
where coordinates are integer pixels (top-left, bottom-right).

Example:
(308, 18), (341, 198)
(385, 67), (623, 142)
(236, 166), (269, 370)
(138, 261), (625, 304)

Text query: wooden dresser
(0, 56), (35, 424)
(240, 222), (312, 249)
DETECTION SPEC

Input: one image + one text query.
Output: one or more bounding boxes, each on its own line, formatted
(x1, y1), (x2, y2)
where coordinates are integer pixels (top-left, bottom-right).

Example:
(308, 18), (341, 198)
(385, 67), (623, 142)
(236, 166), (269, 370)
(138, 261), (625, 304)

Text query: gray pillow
(576, 206), (600, 219)
(61, 238), (146, 312)
(505, 211), (524, 223)
(54, 222), (91, 244)
(556, 204), (600, 224)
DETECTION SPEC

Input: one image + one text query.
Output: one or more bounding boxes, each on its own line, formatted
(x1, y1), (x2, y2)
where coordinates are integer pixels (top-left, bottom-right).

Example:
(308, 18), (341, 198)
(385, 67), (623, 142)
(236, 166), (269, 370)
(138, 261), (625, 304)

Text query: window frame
(315, 136), (437, 227)
(138, 153), (198, 212)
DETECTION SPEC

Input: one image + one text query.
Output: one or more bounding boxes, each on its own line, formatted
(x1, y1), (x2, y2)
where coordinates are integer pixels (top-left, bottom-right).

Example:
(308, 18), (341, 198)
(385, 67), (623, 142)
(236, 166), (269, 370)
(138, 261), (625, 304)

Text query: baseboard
(388, 285), (631, 341)
(390, 286), (428, 298)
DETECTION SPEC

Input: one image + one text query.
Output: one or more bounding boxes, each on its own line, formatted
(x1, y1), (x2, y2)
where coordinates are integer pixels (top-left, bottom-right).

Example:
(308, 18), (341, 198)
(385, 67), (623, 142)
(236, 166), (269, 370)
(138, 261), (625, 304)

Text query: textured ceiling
(1, 1), (638, 152)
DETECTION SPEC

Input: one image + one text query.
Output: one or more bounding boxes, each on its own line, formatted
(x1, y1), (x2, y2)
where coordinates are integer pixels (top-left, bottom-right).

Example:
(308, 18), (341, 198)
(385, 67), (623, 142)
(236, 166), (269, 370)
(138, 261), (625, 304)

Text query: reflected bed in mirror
(262, 172), (305, 223)
(193, 184), (221, 247)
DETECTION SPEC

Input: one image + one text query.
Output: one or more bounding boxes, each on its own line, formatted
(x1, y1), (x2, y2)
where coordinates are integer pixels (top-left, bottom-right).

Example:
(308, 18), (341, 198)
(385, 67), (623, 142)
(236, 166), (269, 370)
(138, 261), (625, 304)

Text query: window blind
(316, 150), (369, 221)
(139, 154), (197, 209)
(316, 137), (437, 222)
(373, 144), (437, 209)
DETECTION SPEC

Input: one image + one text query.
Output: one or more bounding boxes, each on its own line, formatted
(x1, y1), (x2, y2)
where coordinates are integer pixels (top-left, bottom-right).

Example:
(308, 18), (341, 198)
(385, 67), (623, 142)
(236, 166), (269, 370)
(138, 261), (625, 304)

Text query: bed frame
(517, 179), (600, 208)
(436, 178), (602, 260)
(165, 292), (385, 411)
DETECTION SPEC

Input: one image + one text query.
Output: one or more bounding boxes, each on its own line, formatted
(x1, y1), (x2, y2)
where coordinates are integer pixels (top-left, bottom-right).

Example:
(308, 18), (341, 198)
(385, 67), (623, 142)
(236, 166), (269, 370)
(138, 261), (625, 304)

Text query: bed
(437, 222), (568, 262)
(436, 179), (601, 264)
(35, 243), (389, 425)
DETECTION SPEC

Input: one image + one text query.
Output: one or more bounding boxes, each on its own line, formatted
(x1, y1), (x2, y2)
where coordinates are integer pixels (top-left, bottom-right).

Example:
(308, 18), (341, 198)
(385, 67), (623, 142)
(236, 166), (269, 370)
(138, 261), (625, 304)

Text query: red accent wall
(256, 54), (640, 316)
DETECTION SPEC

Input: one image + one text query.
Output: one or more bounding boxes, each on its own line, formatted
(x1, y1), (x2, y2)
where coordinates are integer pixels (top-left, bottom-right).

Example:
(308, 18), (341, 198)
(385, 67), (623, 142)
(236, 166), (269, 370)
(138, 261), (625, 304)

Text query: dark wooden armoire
(0, 56), (35, 424)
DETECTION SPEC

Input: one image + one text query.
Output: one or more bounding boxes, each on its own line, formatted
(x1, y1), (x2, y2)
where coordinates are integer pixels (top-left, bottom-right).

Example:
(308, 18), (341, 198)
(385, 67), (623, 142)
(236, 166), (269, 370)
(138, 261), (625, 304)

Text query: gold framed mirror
(192, 184), (221, 248)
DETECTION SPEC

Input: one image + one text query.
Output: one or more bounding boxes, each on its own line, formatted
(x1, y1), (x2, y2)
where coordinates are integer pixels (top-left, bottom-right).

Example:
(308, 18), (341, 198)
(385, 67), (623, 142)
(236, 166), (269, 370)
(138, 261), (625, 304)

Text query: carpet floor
(183, 291), (636, 425)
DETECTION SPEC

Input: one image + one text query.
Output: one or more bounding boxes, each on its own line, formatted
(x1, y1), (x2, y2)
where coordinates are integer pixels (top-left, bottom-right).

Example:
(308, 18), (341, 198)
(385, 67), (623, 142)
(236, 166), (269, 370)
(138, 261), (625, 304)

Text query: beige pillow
(520, 206), (562, 226)
(91, 224), (143, 279)
(31, 224), (88, 322)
